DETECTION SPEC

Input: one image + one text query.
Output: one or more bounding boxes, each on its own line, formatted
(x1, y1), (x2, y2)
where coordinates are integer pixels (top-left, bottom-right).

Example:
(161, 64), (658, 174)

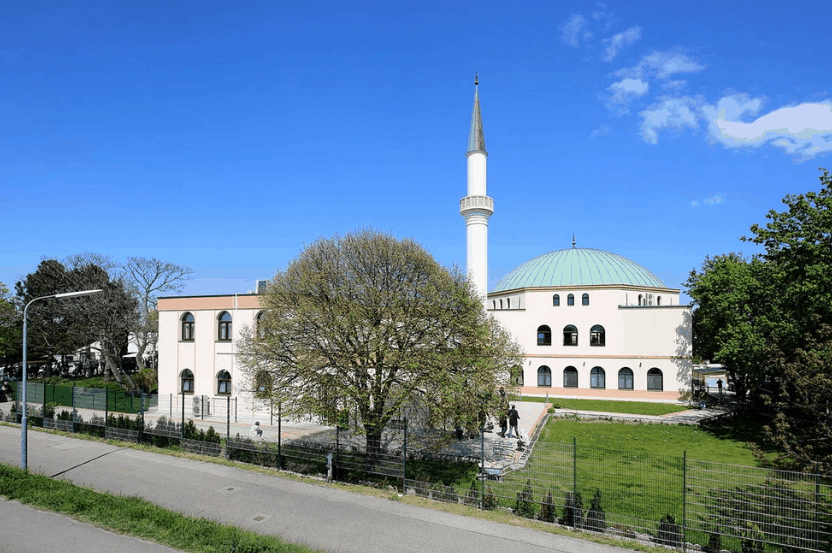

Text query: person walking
(507, 405), (520, 439)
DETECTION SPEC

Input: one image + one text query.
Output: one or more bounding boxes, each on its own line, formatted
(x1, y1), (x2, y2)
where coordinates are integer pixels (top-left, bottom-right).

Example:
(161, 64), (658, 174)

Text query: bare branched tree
(123, 257), (194, 371)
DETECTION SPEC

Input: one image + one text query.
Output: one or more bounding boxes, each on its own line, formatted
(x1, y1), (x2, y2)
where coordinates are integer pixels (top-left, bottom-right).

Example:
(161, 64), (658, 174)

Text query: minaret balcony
(460, 195), (494, 215)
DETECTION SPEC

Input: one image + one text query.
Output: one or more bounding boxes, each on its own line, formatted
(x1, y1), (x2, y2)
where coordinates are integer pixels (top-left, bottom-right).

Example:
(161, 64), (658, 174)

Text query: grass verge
(0, 463), (323, 553)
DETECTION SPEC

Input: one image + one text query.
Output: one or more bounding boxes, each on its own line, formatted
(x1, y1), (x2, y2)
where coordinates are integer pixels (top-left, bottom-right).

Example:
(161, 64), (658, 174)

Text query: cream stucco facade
(488, 285), (692, 401)
(157, 295), (261, 405)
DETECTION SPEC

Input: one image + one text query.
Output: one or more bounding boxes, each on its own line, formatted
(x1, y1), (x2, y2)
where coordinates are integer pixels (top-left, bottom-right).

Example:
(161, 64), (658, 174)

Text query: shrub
(740, 522), (764, 553)
(657, 514), (682, 547)
(514, 479), (536, 518)
(483, 485), (499, 510)
(539, 490), (556, 523)
(705, 529), (721, 553)
(585, 488), (606, 532)
(466, 480), (479, 506)
(561, 491), (583, 528)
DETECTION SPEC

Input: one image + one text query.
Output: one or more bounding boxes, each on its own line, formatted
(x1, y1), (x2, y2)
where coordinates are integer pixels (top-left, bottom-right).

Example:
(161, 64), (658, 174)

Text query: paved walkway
(0, 425), (637, 553)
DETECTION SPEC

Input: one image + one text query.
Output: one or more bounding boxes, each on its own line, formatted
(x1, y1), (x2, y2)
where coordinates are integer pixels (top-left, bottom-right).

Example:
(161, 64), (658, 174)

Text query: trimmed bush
(657, 514), (682, 547)
(539, 489), (556, 523)
(561, 491), (583, 528)
(514, 478), (536, 519)
(483, 485), (499, 511)
(585, 488), (606, 532)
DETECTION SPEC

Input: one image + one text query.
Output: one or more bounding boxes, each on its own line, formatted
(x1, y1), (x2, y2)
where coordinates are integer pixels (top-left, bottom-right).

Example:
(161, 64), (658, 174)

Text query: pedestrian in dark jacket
(508, 405), (520, 438)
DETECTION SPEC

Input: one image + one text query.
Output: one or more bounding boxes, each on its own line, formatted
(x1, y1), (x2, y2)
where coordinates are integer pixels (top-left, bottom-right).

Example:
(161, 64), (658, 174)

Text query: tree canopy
(686, 168), (832, 471)
(239, 229), (522, 456)
(0, 281), (20, 361)
(15, 258), (139, 387)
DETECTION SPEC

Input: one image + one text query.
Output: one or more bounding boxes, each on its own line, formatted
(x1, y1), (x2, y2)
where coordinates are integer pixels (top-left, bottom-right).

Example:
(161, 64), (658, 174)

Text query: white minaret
(460, 75), (493, 301)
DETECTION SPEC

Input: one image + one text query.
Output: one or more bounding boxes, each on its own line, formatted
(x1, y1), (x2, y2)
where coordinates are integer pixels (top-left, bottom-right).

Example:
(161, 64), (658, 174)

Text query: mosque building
(463, 79), (692, 400)
(156, 82), (693, 408)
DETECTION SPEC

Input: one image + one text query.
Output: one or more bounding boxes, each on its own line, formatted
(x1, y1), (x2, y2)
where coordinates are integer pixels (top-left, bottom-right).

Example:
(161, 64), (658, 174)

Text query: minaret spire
(460, 75), (494, 303)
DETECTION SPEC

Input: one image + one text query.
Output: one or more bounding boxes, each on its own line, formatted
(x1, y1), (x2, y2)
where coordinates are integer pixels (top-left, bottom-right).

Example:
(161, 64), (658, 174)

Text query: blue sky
(3, 1), (831, 303)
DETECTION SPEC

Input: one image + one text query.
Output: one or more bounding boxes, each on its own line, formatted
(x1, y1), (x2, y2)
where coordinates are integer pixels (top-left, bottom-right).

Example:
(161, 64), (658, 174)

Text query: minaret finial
(474, 72), (478, 86)
(572, 233), (576, 248)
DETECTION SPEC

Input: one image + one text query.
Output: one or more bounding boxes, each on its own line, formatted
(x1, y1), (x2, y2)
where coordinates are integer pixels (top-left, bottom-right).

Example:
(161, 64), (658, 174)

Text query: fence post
(139, 393), (145, 444)
(226, 396), (230, 441)
(335, 423), (340, 482)
(573, 436), (577, 500)
(104, 388), (109, 424)
(181, 393), (185, 428)
(682, 450), (687, 552)
(169, 393), (172, 418)
(402, 417), (407, 494)
(278, 402), (282, 470)
(201, 395), (205, 420)
(480, 423), (485, 509)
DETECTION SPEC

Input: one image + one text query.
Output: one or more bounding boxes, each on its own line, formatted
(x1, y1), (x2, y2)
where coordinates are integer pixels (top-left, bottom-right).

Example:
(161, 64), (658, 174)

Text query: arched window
(537, 325), (552, 346)
(563, 366), (578, 388)
(590, 367), (605, 389)
(217, 370), (232, 395)
(590, 324), (605, 346)
(567, 294), (575, 306)
(582, 293), (589, 306)
(537, 366), (552, 387)
(181, 369), (194, 394)
(181, 312), (194, 341)
(563, 324), (578, 346)
(647, 368), (664, 391)
(553, 294), (560, 307)
(513, 367), (525, 387)
(657, 296), (662, 306)
(618, 367), (634, 390)
(507, 298), (511, 309)
(217, 311), (232, 341)
(499, 299), (503, 309)
(255, 371), (273, 399)
(256, 311), (266, 339)
(492, 300), (496, 309)
(638, 294), (643, 306)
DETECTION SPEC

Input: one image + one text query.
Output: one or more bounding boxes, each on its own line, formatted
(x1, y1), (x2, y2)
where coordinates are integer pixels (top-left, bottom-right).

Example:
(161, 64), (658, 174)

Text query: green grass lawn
(479, 417), (772, 540)
(518, 396), (691, 416)
(541, 418), (759, 464)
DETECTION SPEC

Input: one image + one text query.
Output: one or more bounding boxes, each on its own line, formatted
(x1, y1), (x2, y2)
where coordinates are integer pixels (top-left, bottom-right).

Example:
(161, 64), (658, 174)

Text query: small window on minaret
(567, 294), (575, 306)
(507, 298), (511, 309)
(553, 294), (560, 307)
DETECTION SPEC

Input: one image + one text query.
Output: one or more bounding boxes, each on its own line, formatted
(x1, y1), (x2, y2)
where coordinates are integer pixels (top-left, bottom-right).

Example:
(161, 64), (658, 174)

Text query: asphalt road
(0, 425), (635, 553)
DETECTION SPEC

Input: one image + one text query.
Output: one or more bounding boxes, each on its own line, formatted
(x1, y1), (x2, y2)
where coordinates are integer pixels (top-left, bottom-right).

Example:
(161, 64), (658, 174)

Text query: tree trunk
(365, 427), (383, 467)
(135, 337), (147, 372)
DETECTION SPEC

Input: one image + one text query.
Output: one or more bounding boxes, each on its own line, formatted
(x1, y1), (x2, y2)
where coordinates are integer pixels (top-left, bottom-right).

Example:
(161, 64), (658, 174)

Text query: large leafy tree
(687, 169), (832, 471)
(0, 281), (21, 361)
(16, 258), (139, 388)
(742, 168), (832, 470)
(239, 229), (522, 458)
(685, 253), (776, 406)
(15, 260), (87, 372)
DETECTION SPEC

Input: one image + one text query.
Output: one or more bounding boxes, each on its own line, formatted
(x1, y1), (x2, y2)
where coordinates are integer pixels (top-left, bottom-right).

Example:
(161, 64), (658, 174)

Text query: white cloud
(589, 124), (612, 138)
(560, 14), (592, 48)
(605, 78), (649, 113)
(662, 80), (687, 92)
(592, 3), (615, 27)
(702, 95), (832, 160)
(601, 26), (642, 62)
(690, 194), (725, 207)
(614, 51), (705, 81)
(640, 96), (702, 144)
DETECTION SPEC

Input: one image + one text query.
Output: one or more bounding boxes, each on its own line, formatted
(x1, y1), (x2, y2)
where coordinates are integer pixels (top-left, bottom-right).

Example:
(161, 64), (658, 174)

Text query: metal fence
(2, 383), (830, 553)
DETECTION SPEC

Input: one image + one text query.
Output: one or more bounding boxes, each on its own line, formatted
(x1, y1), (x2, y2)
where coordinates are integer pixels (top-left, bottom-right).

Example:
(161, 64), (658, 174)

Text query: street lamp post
(21, 289), (102, 470)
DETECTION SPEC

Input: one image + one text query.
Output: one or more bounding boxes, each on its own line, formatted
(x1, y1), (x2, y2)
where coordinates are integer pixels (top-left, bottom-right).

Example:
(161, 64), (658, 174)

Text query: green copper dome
(491, 248), (666, 292)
